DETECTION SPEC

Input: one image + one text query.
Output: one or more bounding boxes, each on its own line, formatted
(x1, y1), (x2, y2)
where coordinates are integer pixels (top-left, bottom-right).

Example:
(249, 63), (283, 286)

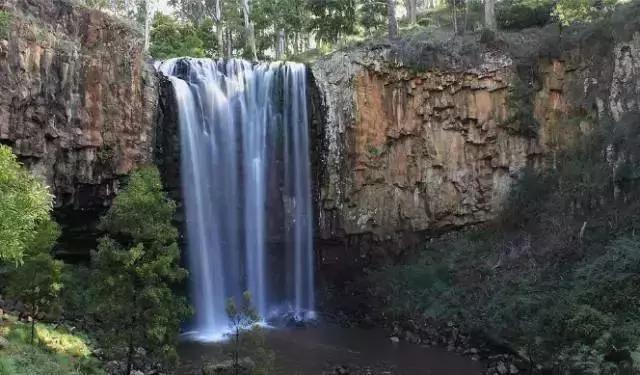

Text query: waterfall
(157, 58), (315, 341)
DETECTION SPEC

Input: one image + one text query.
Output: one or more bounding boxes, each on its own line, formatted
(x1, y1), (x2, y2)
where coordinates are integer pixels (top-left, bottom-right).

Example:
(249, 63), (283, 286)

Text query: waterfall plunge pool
(176, 323), (484, 374)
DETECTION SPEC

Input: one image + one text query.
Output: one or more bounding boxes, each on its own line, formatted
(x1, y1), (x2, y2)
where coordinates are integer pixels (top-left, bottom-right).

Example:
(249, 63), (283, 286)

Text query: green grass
(0, 320), (103, 375)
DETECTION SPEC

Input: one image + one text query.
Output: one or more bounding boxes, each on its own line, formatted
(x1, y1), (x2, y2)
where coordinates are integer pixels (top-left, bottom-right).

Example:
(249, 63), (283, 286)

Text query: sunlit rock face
(0, 0), (157, 254)
(310, 30), (640, 268)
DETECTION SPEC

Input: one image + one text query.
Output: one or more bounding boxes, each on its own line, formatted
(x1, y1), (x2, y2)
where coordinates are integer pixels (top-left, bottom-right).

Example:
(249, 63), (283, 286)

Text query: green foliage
(0, 10), (12, 39)
(553, 0), (618, 26)
(150, 13), (209, 59)
(89, 166), (190, 373)
(4, 219), (63, 344)
(371, 114), (640, 373)
(359, 0), (387, 35)
(496, 0), (554, 30)
(504, 76), (539, 136)
(60, 264), (93, 321)
(225, 292), (275, 374)
(0, 145), (53, 264)
(306, 0), (358, 43)
(0, 321), (103, 375)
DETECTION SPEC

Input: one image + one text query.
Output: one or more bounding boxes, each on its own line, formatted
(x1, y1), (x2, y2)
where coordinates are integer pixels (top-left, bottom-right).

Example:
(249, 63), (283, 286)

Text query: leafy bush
(0, 10), (11, 39)
(60, 264), (92, 321)
(503, 76), (539, 136)
(0, 145), (53, 264)
(370, 113), (640, 372)
(497, 0), (555, 30)
(0, 321), (103, 375)
(553, 0), (618, 26)
(150, 13), (209, 59)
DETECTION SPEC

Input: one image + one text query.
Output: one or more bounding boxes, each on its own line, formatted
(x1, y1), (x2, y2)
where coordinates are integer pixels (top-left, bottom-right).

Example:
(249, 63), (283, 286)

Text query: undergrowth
(0, 319), (103, 375)
(371, 112), (640, 373)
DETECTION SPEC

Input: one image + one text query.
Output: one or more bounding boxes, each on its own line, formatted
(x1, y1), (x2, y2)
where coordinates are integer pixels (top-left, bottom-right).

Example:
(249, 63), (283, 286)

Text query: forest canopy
(76, 0), (622, 60)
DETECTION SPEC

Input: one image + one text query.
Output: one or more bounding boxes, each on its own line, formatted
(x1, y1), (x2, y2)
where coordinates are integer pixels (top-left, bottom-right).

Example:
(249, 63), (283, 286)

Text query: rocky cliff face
(0, 0), (157, 254)
(310, 24), (640, 268)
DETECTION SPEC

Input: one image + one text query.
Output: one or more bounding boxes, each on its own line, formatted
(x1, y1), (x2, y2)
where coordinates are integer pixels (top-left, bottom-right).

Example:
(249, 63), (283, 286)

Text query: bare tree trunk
(404, 0), (418, 24)
(387, 0), (399, 40)
(213, 0), (224, 57)
(276, 29), (286, 59)
(451, 0), (458, 34)
(225, 29), (232, 58)
(241, 0), (257, 60)
(143, 0), (153, 52)
(484, 0), (496, 31)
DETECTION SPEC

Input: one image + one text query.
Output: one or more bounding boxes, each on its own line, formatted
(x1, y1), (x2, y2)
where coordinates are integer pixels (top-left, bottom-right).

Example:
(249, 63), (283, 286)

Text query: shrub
(553, 0), (618, 26)
(497, 0), (555, 30)
(0, 11), (11, 39)
(60, 264), (92, 321)
(503, 76), (539, 136)
(4, 220), (63, 343)
(0, 145), (53, 264)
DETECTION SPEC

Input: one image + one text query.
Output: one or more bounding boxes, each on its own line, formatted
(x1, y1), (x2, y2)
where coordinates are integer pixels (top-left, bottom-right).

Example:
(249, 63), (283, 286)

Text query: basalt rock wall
(310, 21), (640, 272)
(0, 0), (157, 255)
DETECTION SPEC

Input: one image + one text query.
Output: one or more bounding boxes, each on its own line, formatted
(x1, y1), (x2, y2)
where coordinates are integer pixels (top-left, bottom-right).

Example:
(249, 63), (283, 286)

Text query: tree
(241, 0), (258, 59)
(404, 0), (418, 24)
(150, 13), (209, 58)
(0, 145), (52, 264)
(226, 292), (259, 374)
(387, 0), (399, 39)
(5, 220), (63, 344)
(484, 0), (497, 31)
(307, 0), (357, 44)
(553, 0), (617, 25)
(359, 0), (387, 35)
(170, 0), (226, 55)
(89, 166), (190, 375)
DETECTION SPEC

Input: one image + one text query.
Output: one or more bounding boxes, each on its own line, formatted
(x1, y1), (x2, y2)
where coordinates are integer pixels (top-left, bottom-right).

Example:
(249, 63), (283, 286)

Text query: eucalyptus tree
(307, 0), (357, 44)
(404, 0), (417, 24)
(170, 0), (226, 54)
(485, 0), (496, 31)
(387, 0), (398, 39)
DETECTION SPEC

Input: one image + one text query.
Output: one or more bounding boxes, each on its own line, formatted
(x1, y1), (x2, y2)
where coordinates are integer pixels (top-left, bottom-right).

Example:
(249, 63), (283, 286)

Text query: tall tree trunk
(225, 29), (232, 58)
(241, 0), (257, 60)
(451, 0), (458, 35)
(404, 0), (418, 24)
(216, 23), (224, 57)
(213, 0), (224, 57)
(30, 318), (35, 345)
(143, 0), (152, 52)
(387, 0), (399, 40)
(484, 0), (496, 31)
(276, 29), (286, 59)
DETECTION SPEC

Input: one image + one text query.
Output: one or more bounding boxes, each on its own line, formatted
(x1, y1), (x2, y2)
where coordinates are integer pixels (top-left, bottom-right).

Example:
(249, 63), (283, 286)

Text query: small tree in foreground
(0, 145), (52, 264)
(5, 219), (63, 344)
(226, 292), (259, 374)
(90, 166), (190, 375)
(224, 292), (275, 375)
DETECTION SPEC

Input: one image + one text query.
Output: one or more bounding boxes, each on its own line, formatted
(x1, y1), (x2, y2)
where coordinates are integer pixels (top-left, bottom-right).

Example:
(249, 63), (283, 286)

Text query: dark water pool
(177, 324), (484, 375)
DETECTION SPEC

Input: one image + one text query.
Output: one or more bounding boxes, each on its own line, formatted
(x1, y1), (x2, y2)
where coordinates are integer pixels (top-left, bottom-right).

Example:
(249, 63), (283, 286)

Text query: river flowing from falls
(157, 58), (315, 341)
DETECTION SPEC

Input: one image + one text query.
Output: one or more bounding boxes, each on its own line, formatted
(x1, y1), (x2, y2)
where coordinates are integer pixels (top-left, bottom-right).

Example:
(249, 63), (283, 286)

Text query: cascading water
(157, 58), (315, 341)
